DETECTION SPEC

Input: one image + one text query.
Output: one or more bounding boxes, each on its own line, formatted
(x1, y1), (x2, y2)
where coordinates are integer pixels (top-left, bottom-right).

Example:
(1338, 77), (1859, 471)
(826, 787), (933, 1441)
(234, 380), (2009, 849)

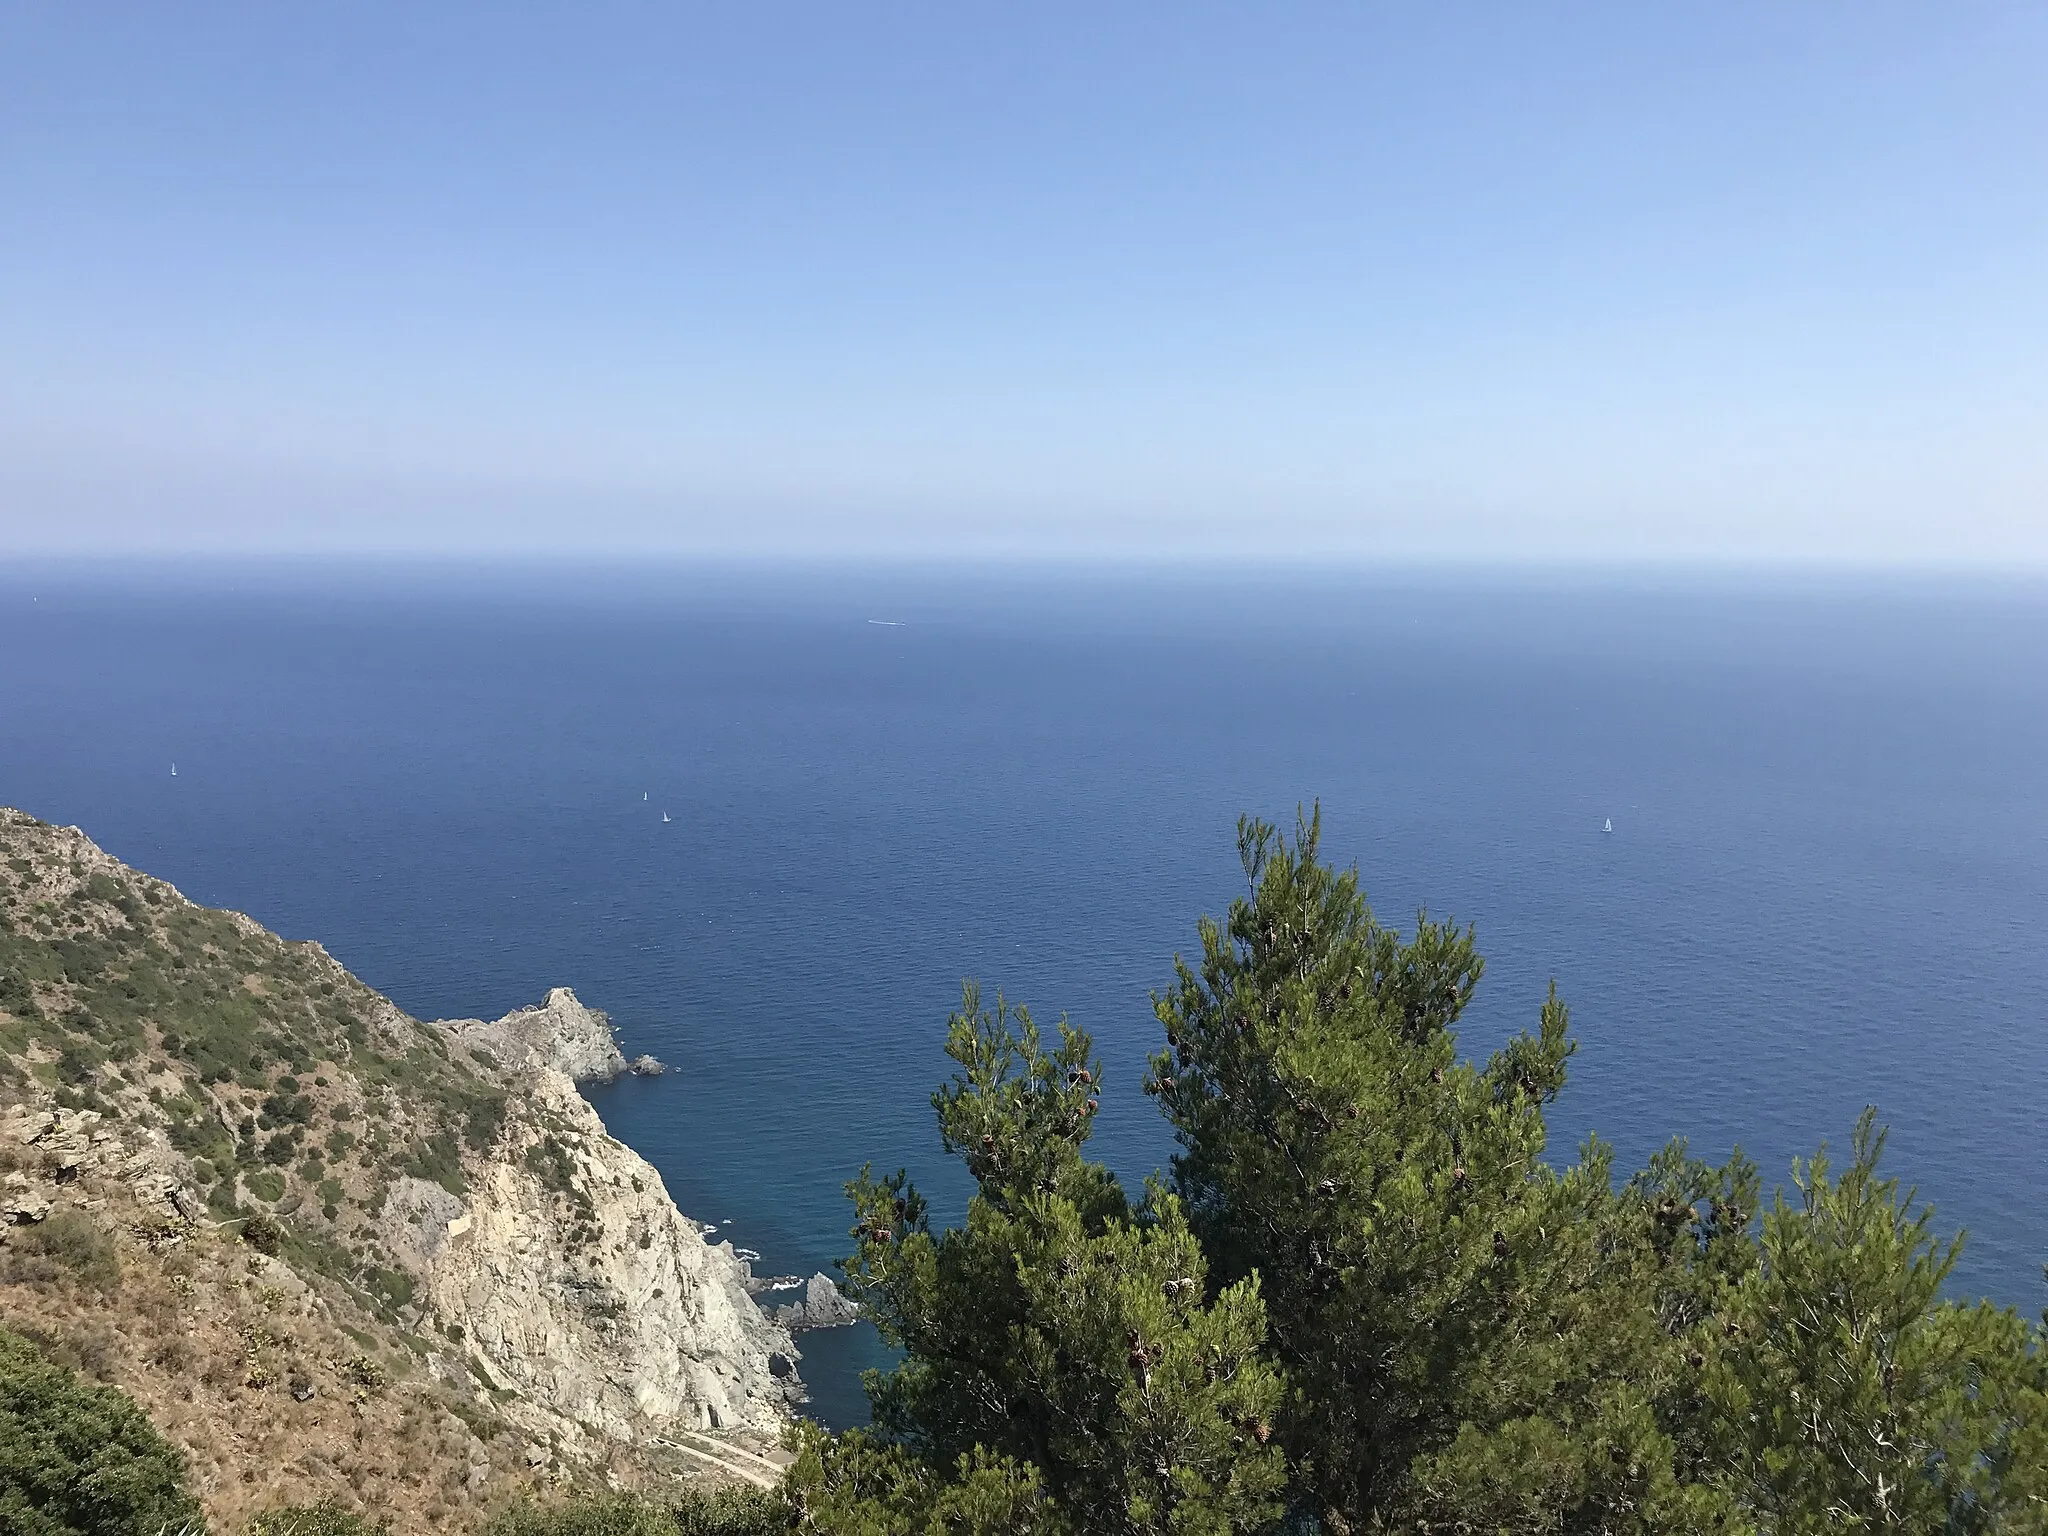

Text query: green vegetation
(246, 1168), (288, 1203)
(525, 1132), (602, 1247)
(484, 1490), (781, 1536)
(0, 1326), (206, 1536)
(246, 1501), (389, 1535)
(8, 806), (2046, 1533)
(789, 810), (2048, 1533)
(801, 986), (1285, 1534)
(0, 812), (516, 1307)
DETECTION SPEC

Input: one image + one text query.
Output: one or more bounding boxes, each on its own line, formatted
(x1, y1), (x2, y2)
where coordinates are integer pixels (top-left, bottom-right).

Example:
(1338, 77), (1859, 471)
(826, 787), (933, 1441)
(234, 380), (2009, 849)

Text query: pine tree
(1149, 810), (1740, 1532)
(797, 808), (2048, 1535)
(1697, 1111), (2048, 1532)
(810, 985), (1288, 1535)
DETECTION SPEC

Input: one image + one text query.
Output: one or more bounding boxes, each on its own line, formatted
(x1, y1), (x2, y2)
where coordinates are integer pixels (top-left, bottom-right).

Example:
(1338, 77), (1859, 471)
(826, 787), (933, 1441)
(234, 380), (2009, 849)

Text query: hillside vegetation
(0, 810), (506, 1245)
(0, 809), (785, 1532)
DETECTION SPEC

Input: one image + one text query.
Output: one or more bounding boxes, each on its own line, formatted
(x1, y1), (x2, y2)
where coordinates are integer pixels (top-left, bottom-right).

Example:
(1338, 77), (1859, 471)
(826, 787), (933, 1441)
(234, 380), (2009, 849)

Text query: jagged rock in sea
(444, 986), (632, 1083)
(770, 1271), (861, 1332)
(627, 1054), (665, 1076)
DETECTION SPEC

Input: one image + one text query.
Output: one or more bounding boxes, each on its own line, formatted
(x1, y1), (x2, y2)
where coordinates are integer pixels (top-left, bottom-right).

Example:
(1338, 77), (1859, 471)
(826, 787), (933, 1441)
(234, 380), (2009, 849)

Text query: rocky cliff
(0, 807), (799, 1530)
(408, 989), (795, 1442)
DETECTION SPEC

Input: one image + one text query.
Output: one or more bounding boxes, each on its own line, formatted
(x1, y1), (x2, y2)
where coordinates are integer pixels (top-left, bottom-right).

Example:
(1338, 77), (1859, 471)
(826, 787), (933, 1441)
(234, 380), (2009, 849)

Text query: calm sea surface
(2, 562), (2044, 1426)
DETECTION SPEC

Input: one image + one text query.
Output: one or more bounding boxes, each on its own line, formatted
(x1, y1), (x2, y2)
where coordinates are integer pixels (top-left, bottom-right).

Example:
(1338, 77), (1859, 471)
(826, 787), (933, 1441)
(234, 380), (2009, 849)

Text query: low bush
(9, 1209), (120, 1289)
(246, 1169), (287, 1202)
(485, 1488), (784, 1536)
(246, 1500), (388, 1534)
(0, 1326), (205, 1536)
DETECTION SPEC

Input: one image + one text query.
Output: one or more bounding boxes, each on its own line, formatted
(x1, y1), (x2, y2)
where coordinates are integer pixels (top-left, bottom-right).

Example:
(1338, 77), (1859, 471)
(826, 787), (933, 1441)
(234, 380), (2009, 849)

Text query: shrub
(0, 1326), (205, 1536)
(11, 1209), (120, 1289)
(484, 1488), (784, 1536)
(245, 1170), (287, 1204)
(246, 1500), (387, 1535)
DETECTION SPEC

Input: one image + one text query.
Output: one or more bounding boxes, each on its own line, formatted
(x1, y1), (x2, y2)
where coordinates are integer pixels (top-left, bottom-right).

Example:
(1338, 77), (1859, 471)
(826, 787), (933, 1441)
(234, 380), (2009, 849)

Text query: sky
(2, 5), (2044, 563)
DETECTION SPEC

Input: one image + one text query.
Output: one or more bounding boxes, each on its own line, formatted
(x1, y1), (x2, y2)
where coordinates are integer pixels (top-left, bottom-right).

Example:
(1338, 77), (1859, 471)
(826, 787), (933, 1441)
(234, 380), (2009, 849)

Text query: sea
(2, 561), (2044, 1428)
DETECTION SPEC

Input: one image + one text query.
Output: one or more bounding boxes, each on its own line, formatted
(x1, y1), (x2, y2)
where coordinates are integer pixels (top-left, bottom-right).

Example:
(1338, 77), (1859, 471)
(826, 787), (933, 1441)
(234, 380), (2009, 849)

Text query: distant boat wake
(867, 619), (903, 626)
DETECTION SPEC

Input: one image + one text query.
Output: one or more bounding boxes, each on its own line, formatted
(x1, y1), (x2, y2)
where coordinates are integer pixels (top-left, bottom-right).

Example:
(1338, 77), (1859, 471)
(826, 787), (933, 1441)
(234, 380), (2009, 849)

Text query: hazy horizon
(4, 5), (2044, 564)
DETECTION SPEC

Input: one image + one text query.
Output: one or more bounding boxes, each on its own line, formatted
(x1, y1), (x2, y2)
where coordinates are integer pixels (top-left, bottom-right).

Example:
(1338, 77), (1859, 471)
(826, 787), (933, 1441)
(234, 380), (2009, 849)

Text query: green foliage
(484, 1487), (783, 1536)
(808, 809), (2048, 1536)
(0, 811), (536, 1292)
(361, 1265), (415, 1314)
(1150, 811), (1700, 1529)
(1697, 1110), (2048, 1530)
(7, 807), (2046, 1535)
(245, 1501), (388, 1535)
(830, 985), (1287, 1534)
(525, 1132), (600, 1244)
(245, 1169), (287, 1203)
(524, 1133), (579, 1195)
(786, 1426), (1054, 1535)
(0, 1326), (206, 1536)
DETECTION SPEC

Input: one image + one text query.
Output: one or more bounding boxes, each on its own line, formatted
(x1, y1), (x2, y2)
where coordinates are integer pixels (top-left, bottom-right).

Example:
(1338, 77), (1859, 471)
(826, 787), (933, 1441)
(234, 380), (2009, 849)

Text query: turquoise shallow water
(3, 563), (2045, 1428)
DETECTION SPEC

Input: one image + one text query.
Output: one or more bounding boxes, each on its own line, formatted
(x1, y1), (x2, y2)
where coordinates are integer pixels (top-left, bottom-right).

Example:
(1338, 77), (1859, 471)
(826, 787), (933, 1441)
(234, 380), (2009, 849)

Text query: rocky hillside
(0, 808), (805, 1531)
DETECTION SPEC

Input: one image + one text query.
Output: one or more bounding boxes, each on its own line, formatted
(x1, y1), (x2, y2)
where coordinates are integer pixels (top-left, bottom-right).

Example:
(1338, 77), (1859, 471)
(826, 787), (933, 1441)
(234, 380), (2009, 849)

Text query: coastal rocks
(627, 1054), (665, 1076)
(444, 988), (631, 1083)
(408, 1035), (800, 1442)
(770, 1272), (860, 1332)
(0, 808), (799, 1494)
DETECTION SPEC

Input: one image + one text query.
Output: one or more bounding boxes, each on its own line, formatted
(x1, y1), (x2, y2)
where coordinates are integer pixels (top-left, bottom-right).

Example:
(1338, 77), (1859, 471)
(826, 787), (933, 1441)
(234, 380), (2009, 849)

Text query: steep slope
(0, 808), (799, 1530)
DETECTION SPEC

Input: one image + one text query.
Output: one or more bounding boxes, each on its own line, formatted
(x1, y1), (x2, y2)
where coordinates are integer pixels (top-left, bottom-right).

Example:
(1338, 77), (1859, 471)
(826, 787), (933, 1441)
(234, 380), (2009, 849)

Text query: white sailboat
(661, 812), (671, 823)
(170, 763), (177, 778)
(1602, 817), (1612, 834)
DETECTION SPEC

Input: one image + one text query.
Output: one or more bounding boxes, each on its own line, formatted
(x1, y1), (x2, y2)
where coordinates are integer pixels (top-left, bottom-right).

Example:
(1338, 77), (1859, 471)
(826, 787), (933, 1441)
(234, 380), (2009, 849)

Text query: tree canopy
(788, 809), (2048, 1535)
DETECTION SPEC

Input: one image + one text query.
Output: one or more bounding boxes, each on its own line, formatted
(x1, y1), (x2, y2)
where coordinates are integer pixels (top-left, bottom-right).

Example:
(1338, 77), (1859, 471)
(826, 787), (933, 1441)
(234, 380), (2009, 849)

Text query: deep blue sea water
(2, 562), (2045, 1428)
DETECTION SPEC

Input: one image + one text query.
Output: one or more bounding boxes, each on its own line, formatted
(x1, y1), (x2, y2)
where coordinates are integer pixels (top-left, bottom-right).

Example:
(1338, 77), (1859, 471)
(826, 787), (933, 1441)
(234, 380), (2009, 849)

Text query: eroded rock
(414, 997), (802, 1439)
(772, 1272), (860, 1332)
(443, 988), (630, 1083)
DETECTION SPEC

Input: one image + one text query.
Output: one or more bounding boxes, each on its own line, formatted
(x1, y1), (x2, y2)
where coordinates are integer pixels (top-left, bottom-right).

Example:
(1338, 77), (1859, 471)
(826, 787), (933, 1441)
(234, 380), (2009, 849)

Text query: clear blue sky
(3, 5), (2043, 562)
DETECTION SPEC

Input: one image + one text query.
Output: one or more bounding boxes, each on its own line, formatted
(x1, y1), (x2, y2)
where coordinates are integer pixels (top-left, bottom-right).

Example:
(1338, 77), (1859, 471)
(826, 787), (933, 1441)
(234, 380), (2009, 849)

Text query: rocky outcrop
(445, 987), (632, 1083)
(0, 1103), (202, 1226)
(396, 1008), (800, 1441)
(770, 1272), (860, 1332)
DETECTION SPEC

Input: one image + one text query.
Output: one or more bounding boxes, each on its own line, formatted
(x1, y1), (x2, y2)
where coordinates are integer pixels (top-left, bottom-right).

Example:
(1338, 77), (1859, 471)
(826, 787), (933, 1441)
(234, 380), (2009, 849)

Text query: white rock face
(445, 987), (630, 1083)
(412, 999), (800, 1444)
